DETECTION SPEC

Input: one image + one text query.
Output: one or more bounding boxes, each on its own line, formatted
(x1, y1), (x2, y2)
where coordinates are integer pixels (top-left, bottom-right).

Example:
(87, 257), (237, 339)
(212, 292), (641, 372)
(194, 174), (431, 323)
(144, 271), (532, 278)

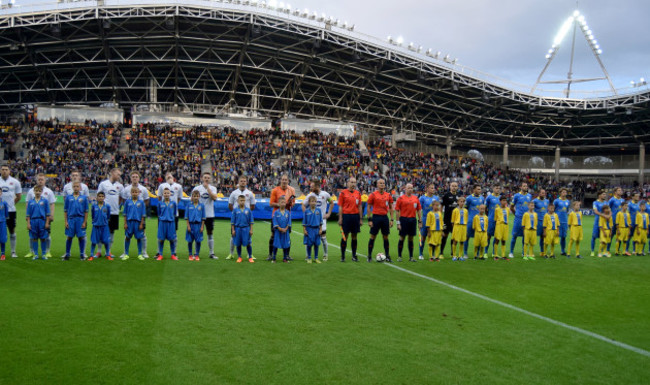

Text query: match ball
(376, 253), (386, 262)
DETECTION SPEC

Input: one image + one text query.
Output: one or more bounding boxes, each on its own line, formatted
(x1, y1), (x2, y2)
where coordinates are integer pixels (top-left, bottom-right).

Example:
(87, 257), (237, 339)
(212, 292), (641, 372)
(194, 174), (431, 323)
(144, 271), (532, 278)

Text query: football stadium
(0, 1), (649, 384)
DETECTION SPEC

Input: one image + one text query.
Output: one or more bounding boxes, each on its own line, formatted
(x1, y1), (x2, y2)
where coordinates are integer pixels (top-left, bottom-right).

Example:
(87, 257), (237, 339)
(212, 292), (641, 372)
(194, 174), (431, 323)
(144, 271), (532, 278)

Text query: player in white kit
(24, 173), (57, 259)
(63, 170), (90, 198)
(226, 175), (257, 260)
(96, 168), (124, 256)
(121, 171), (152, 259)
(157, 172), (184, 230)
(192, 173), (219, 259)
(301, 178), (334, 261)
(0, 165), (22, 258)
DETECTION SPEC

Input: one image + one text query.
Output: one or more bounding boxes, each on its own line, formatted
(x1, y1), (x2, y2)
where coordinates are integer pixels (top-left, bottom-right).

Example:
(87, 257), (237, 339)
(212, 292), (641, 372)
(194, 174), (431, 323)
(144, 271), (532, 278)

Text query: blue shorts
(512, 217), (524, 238)
(29, 218), (48, 240)
(466, 216), (479, 237)
(91, 225), (110, 245)
(185, 222), (203, 243)
(303, 226), (321, 246)
(233, 226), (251, 247)
(65, 216), (86, 238)
(273, 228), (291, 249)
(370, 215), (390, 236)
(559, 223), (568, 238)
(341, 214), (360, 235)
(399, 217), (417, 237)
(157, 220), (177, 241)
(487, 219), (496, 237)
(0, 221), (6, 243)
(125, 220), (144, 240)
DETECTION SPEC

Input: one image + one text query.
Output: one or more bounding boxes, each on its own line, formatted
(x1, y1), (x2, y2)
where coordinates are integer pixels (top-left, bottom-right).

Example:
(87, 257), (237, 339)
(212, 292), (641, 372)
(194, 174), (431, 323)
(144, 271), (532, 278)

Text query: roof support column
(640, 143), (645, 186)
(555, 146), (561, 182)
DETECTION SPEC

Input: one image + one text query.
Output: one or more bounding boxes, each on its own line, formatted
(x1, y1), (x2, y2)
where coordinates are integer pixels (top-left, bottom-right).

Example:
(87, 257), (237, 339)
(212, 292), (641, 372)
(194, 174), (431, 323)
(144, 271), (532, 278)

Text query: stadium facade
(0, 0), (648, 173)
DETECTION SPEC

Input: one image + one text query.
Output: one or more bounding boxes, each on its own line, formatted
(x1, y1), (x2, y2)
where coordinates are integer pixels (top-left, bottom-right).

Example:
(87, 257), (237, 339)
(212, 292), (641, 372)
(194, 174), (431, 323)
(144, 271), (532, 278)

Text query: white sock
(208, 235), (214, 254)
(230, 237), (235, 254)
(321, 235), (328, 255)
(142, 235), (148, 255)
(10, 233), (16, 253)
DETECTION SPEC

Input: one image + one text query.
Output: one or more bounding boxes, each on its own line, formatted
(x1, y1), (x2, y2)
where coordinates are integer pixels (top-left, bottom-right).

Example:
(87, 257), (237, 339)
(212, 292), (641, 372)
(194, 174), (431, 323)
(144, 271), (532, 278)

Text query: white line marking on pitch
(272, 222), (650, 358)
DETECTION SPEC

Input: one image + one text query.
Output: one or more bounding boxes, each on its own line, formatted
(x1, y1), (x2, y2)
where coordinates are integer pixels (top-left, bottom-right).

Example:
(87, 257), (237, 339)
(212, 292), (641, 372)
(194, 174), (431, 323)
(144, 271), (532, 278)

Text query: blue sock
(272, 247), (278, 260)
(539, 235), (544, 254)
(591, 237), (596, 252)
(79, 238), (86, 257)
(90, 244), (96, 256)
(510, 236), (517, 254)
(237, 245), (242, 258)
(463, 239), (469, 255)
(1, 243), (4, 255)
(137, 239), (143, 255)
(158, 241), (164, 256)
(283, 248), (289, 260)
(104, 242), (111, 256)
(171, 240), (176, 255)
(196, 242), (201, 255)
(31, 239), (39, 256)
(247, 245), (252, 258)
(314, 245), (319, 259)
(188, 242), (193, 255)
(65, 238), (72, 256)
(560, 237), (566, 253)
(306, 245), (312, 259)
(125, 238), (131, 256)
(40, 240), (47, 256)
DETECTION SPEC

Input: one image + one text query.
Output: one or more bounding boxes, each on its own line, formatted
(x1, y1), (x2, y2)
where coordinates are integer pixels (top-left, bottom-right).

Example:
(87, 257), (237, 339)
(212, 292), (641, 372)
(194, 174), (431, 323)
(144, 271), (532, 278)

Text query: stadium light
(396, 36), (403, 45)
(268, 0), (277, 9)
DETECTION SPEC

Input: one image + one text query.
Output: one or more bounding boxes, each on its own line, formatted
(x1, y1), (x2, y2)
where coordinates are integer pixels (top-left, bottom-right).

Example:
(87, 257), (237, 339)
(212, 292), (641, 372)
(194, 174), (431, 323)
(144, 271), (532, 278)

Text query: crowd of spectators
(1, 119), (648, 202)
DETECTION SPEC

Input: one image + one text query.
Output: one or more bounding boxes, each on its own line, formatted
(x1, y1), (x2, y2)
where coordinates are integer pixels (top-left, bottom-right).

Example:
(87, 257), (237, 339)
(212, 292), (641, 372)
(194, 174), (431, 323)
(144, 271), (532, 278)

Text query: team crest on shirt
(356, 199), (359, 204)
(413, 203), (417, 208)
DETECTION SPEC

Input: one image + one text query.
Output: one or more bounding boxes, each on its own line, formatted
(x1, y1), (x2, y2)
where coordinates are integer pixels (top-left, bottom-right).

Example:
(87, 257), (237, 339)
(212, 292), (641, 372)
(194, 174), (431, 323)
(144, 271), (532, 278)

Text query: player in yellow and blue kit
(26, 185), (51, 260)
(63, 181), (89, 260)
(627, 192), (641, 254)
(272, 196), (292, 263)
(231, 195), (254, 263)
(567, 201), (583, 258)
(553, 188), (571, 256)
(614, 201), (632, 256)
(451, 196), (468, 261)
(418, 184), (439, 260)
(598, 205), (614, 258)
(472, 205), (488, 260)
(590, 190), (608, 257)
(522, 202), (538, 260)
(185, 190), (205, 261)
(464, 185), (485, 258)
(0, 189), (8, 260)
(89, 191), (112, 261)
(543, 204), (560, 258)
(607, 187), (624, 252)
(494, 196), (510, 259)
(485, 185), (501, 257)
(533, 189), (549, 257)
(302, 195), (322, 264)
(426, 200), (444, 261)
(634, 201), (649, 256)
(121, 187), (146, 261)
(510, 182), (532, 258)
(156, 188), (178, 260)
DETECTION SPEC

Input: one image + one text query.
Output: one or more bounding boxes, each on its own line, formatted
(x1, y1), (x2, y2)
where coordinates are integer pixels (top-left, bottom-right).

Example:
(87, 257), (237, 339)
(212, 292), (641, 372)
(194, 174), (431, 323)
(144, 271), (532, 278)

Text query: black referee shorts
(109, 215), (120, 233)
(399, 217), (417, 237)
(7, 211), (16, 232)
(341, 214), (360, 234)
(369, 215), (390, 236)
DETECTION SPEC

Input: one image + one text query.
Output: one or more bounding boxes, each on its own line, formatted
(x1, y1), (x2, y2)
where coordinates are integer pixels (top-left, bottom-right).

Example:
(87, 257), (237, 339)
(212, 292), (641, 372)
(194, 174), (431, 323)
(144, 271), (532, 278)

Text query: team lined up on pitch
(0, 165), (648, 262)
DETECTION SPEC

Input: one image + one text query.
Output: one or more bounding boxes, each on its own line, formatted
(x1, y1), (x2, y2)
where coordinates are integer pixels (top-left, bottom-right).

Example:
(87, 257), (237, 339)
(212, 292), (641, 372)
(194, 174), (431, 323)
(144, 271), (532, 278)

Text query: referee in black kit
(440, 181), (460, 256)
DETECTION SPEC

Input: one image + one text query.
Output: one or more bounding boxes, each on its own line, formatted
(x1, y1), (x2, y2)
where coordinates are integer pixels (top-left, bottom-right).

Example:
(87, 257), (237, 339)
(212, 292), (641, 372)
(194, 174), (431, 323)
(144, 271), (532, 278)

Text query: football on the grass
(376, 253), (386, 262)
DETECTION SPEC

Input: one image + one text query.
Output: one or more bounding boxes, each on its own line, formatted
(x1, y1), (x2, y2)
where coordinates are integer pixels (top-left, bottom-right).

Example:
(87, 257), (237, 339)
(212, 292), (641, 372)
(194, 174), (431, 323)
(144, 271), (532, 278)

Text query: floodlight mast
(531, 10), (616, 97)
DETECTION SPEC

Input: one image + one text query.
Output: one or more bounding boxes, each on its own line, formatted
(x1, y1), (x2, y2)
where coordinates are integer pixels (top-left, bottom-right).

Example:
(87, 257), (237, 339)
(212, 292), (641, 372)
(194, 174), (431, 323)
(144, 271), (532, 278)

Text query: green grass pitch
(1, 203), (649, 384)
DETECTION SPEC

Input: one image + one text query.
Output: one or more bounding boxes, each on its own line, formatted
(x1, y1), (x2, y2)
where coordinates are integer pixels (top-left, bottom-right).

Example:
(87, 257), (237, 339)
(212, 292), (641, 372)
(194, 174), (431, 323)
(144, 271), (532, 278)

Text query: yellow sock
(599, 242), (606, 255)
(429, 245), (433, 259)
(575, 241), (580, 256)
(501, 243), (506, 258)
(568, 240), (574, 256)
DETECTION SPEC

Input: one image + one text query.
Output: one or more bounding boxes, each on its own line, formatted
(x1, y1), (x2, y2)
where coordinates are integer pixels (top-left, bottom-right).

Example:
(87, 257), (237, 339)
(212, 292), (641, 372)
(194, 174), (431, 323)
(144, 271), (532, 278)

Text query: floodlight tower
(531, 10), (616, 97)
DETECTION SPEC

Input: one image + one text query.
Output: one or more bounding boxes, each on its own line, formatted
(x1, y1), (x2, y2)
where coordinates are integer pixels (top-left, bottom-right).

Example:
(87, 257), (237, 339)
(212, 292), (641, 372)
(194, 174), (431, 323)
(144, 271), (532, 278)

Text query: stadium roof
(1, 0), (649, 150)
